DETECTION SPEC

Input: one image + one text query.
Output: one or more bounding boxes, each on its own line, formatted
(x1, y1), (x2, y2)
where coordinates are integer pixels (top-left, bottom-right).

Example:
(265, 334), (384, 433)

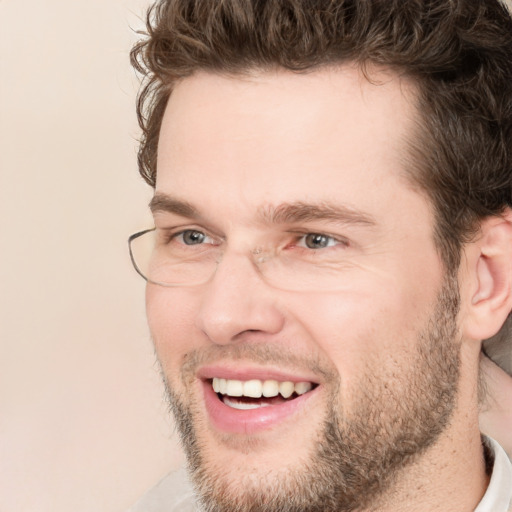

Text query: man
(127, 1), (512, 510)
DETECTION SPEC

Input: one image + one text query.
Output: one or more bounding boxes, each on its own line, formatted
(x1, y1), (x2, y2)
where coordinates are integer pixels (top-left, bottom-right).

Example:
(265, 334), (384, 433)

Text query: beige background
(0, 1), (184, 511)
(2, 1), (512, 512)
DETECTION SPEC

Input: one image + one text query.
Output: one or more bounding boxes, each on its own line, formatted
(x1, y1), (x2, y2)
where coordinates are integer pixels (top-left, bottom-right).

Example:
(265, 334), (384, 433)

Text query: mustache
(178, 343), (337, 384)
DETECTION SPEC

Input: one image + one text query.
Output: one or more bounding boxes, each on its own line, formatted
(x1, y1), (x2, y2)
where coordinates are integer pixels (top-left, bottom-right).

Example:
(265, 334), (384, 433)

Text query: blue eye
(180, 230), (207, 245)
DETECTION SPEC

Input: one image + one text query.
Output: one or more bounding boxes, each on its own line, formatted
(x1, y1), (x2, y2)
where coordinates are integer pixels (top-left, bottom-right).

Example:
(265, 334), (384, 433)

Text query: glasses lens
(256, 252), (345, 292)
(129, 229), (347, 291)
(129, 229), (216, 286)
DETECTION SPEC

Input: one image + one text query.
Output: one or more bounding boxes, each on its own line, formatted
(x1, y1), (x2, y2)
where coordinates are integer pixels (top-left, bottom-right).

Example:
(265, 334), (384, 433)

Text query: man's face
(147, 67), (461, 511)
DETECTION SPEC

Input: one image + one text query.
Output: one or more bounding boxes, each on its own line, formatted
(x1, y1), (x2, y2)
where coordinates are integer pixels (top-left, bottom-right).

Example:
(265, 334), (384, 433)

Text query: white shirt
(127, 437), (512, 512)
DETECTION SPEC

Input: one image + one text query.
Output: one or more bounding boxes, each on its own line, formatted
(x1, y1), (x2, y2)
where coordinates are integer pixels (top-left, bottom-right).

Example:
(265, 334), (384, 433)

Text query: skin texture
(147, 66), (497, 511)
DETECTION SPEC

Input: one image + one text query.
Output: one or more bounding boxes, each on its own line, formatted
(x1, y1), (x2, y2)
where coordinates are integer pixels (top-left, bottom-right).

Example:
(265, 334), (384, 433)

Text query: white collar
(474, 437), (512, 512)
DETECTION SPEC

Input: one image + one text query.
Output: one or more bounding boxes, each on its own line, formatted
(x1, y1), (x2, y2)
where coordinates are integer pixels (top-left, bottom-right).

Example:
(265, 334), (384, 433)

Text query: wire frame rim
(128, 228), (209, 288)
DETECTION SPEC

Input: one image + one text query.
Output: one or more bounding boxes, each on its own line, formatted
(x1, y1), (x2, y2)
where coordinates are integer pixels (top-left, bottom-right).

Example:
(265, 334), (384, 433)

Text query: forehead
(156, 66), (422, 224)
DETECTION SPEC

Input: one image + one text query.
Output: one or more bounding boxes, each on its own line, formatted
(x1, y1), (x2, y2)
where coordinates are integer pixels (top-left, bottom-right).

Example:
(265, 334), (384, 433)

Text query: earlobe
(464, 213), (512, 341)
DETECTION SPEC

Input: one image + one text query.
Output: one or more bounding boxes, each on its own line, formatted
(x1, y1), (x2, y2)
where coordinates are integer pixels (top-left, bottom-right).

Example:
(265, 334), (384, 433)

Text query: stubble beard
(163, 276), (461, 512)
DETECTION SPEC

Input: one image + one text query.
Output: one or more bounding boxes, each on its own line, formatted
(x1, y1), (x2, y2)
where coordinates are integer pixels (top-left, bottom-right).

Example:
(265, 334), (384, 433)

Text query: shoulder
(125, 467), (197, 512)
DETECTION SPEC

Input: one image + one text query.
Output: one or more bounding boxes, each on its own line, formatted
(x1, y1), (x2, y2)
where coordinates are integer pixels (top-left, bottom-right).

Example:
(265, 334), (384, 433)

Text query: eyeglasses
(128, 227), (351, 292)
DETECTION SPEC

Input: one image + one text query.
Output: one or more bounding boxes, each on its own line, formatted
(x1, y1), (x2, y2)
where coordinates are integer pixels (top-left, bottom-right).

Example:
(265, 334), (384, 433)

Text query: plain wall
(0, 1), (184, 511)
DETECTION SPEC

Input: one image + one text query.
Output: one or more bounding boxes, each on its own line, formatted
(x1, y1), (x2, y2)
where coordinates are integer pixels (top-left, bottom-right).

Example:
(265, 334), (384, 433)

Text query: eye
(298, 233), (343, 250)
(177, 229), (213, 245)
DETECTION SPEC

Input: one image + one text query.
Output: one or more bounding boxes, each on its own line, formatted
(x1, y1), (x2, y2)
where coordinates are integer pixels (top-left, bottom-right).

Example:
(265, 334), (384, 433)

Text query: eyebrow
(259, 201), (377, 227)
(149, 194), (202, 218)
(150, 193), (377, 227)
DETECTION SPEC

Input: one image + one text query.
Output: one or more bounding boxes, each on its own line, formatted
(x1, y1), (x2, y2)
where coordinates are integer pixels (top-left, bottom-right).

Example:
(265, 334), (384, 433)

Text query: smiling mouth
(211, 378), (318, 410)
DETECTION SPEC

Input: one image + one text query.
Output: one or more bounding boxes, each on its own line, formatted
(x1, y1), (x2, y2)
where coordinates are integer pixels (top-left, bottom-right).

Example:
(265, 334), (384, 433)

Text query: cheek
(146, 286), (201, 374)
(290, 281), (437, 394)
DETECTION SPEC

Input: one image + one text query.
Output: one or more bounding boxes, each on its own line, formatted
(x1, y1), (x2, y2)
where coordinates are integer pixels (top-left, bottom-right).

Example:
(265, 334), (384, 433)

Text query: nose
(194, 251), (285, 345)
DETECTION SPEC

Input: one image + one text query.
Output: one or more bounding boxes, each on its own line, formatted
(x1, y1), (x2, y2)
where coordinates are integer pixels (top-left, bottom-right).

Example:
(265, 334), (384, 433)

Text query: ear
(462, 209), (512, 341)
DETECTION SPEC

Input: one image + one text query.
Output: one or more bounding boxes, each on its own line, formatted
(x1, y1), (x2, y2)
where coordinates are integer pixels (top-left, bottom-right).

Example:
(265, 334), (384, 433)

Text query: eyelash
(159, 228), (219, 246)
(292, 232), (348, 249)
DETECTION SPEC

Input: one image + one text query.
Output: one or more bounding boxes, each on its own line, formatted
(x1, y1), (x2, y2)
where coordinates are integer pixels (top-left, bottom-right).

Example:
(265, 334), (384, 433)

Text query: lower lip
(202, 380), (318, 435)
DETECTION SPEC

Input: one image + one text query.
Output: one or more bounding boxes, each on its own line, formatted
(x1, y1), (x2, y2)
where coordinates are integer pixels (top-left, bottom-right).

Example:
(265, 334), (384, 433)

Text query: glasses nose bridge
(212, 237), (274, 280)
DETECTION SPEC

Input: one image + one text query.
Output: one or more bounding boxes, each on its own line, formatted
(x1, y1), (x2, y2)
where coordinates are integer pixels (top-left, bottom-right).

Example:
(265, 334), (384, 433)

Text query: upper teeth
(212, 378), (313, 399)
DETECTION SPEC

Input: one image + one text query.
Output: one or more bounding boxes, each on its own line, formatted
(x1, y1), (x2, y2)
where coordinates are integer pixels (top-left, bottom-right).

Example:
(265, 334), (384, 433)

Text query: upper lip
(197, 363), (321, 384)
